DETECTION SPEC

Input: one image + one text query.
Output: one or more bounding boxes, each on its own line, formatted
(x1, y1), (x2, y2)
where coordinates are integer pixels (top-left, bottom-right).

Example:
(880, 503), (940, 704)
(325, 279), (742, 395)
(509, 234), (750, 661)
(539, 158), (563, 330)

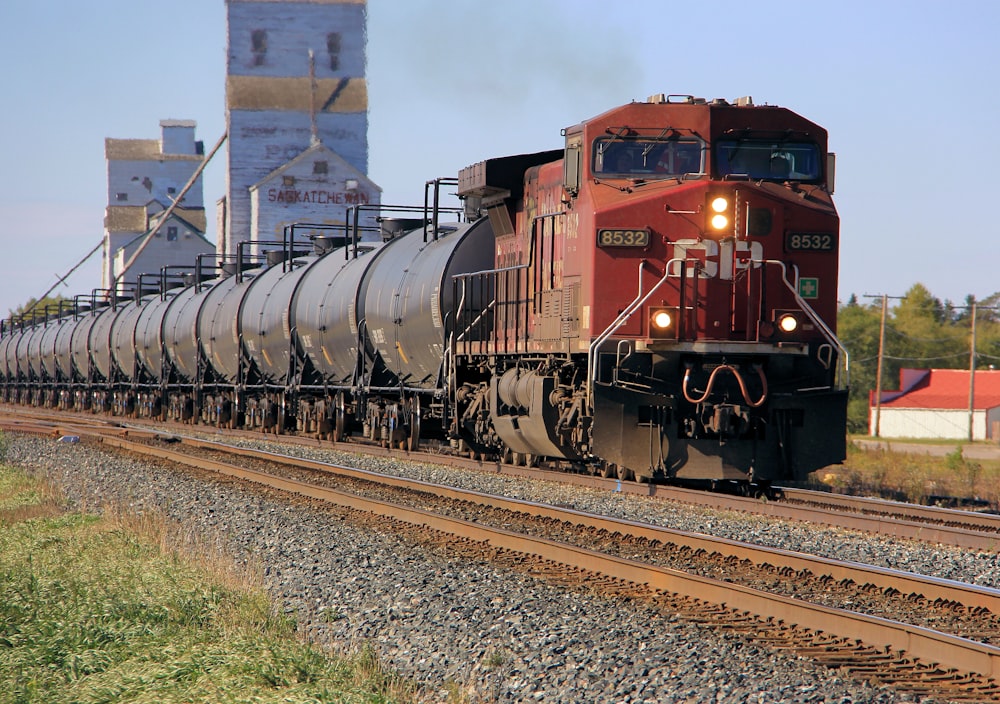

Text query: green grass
(0, 462), (415, 704)
(812, 440), (1000, 506)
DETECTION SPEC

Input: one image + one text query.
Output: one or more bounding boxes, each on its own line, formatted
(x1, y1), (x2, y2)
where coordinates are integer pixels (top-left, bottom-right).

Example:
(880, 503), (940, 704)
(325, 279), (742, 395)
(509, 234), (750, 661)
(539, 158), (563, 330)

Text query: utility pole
(873, 294), (888, 437)
(969, 301), (977, 442)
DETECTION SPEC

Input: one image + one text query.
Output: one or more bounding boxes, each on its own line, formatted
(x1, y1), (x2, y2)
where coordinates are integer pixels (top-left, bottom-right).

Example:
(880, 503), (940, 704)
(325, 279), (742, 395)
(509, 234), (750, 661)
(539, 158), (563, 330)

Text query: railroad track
(2, 405), (999, 553)
(4, 409), (1000, 700)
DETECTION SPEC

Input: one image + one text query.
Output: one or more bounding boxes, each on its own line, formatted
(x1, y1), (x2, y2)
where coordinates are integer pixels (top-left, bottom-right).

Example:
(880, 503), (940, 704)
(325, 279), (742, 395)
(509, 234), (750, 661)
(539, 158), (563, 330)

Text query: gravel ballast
(7, 432), (954, 703)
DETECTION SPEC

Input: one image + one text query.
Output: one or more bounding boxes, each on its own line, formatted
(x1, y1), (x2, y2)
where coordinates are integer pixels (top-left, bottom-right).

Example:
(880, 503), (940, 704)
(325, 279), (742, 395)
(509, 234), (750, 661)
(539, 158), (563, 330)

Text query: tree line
(838, 284), (1000, 433)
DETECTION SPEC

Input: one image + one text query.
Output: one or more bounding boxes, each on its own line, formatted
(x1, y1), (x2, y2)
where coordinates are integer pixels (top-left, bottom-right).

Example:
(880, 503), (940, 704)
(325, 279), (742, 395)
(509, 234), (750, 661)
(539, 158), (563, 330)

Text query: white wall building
(222, 0), (378, 259)
(249, 142), (380, 245)
(104, 120), (213, 295)
(870, 368), (1000, 441)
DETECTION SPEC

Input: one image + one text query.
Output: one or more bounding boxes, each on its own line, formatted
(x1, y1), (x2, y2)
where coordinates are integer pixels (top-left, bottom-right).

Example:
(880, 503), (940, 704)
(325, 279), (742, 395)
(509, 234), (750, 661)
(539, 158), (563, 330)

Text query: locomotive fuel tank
(292, 243), (385, 384)
(362, 219), (495, 389)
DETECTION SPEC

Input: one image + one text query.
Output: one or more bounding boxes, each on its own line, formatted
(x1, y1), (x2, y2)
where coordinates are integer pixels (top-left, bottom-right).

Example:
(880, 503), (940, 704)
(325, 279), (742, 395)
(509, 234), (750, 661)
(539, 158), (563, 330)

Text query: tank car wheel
(333, 392), (346, 442)
(617, 464), (634, 481)
(406, 397), (421, 452)
(600, 462), (616, 478)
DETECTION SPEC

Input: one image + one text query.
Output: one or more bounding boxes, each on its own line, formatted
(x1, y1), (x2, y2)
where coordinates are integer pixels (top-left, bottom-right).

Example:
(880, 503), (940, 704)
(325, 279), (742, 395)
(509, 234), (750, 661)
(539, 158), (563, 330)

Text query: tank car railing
(586, 258), (695, 410)
(759, 259), (850, 389)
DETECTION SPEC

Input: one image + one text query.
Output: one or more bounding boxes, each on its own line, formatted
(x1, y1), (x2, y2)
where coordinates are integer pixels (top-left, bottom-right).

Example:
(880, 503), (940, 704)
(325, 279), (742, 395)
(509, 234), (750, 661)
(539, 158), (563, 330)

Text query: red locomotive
(452, 94), (846, 485)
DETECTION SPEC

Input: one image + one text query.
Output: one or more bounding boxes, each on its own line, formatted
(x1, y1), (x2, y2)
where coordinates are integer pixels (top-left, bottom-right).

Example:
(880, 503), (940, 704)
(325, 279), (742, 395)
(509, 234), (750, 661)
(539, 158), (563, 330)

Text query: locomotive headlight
(710, 196), (729, 213)
(650, 308), (676, 339)
(706, 194), (733, 234)
(778, 313), (799, 333)
(710, 213), (729, 230)
(652, 310), (673, 329)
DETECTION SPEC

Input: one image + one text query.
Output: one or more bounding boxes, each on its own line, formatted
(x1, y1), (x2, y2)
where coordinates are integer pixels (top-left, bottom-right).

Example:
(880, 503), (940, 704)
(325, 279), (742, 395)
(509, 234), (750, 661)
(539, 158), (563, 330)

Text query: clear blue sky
(1, 0), (997, 315)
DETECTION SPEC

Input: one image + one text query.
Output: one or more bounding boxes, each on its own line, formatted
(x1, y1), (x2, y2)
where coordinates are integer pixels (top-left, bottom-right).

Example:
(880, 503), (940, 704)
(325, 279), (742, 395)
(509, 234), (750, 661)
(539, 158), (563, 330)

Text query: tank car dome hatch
(311, 235), (350, 254)
(378, 217), (428, 241)
(362, 217), (496, 389)
(262, 249), (310, 268)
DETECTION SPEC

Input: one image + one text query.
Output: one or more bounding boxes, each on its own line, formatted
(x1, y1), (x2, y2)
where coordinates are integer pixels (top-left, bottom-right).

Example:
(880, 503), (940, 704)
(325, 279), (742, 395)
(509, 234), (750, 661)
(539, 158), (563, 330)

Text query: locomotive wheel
(617, 464), (634, 481)
(600, 462), (616, 479)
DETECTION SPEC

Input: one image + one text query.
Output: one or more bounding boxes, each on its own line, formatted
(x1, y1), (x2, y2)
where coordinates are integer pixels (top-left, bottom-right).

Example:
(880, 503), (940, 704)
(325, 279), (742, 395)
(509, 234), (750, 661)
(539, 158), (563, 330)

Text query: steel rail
(780, 486), (1000, 531)
(80, 433), (1000, 681)
(6, 411), (1000, 684)
(129, 433), (1000, 615)
(480, 461), (1000, 551)
(3, 406), (999, 550)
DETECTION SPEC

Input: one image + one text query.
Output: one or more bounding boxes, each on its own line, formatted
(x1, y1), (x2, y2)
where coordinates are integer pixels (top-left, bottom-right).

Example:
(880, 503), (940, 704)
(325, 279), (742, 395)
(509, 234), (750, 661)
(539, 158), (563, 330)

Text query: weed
(0, 463), (417, 703)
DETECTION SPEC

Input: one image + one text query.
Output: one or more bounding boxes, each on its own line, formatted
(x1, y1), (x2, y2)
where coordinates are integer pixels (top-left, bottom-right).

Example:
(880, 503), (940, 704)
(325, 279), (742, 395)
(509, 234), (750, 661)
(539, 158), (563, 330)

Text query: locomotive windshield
(594, 136), (704, 177)
(715, 139), (822, 181)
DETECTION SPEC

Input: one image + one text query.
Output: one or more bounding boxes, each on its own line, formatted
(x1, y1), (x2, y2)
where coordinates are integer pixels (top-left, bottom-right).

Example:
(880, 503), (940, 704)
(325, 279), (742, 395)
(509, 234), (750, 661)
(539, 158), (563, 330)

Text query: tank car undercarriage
(2, 334), (845, 491)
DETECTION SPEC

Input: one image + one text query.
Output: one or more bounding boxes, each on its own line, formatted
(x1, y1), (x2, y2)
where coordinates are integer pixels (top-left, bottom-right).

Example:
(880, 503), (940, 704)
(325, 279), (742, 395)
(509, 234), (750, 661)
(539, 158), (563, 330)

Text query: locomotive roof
(568, 95), (828, 149)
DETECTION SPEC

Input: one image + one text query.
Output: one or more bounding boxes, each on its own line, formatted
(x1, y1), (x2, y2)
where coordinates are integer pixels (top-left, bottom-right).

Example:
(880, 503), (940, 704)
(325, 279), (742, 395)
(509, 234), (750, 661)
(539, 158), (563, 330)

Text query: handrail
(587, 258), (690, 410)
(760, 259), (849, 389)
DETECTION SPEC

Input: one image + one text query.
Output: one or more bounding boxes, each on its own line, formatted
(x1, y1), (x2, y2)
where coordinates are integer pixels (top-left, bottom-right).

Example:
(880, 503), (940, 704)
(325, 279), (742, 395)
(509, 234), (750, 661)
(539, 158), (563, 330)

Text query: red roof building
(870, 369), (1000, 440)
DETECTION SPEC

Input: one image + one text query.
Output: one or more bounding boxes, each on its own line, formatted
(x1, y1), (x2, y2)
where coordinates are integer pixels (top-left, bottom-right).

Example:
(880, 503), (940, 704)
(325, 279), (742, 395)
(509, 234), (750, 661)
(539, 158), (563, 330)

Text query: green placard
(798, 277), (819, 299)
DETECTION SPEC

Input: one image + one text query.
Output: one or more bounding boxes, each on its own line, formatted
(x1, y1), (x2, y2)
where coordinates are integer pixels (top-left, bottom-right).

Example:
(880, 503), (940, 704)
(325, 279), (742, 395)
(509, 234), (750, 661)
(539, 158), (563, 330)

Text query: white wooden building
(870, 368), (1000, 441)
(222, 0), (377, 259)
(103, 120), (212, 294)
(249, 142), (381, 245)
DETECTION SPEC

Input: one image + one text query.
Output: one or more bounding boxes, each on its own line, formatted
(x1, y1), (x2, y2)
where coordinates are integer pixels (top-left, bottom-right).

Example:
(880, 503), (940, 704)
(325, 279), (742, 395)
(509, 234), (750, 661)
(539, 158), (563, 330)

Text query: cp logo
(667, 239), (764, 280)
